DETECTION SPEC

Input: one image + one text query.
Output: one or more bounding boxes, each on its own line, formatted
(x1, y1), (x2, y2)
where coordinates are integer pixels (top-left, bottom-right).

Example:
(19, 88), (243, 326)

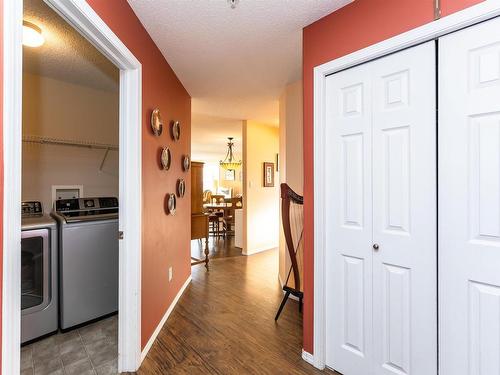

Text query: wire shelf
(22, 135), (118, 151)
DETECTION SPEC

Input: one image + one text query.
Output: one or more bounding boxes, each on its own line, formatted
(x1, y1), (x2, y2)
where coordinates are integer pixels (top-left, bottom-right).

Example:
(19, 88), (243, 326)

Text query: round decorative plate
(170, 121), (181, 141)
(176, 179), (186, 198)
(182, 155), (191, 172)
(166, 193), (177, 215)
(150, 109), (163, 136)
(160, 146), (171, 170)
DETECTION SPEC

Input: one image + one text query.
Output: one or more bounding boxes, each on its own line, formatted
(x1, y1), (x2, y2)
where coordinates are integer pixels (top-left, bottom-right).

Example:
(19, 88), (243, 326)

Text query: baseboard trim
(140, 275), (192, 362)
(278, 274), (299, 301)
(243, 246), (278, 256)
(302, 349), (314, 366)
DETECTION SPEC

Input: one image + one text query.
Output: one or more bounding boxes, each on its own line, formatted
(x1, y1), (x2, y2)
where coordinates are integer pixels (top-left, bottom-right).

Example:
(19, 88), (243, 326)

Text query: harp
(275, 183), (304, 321)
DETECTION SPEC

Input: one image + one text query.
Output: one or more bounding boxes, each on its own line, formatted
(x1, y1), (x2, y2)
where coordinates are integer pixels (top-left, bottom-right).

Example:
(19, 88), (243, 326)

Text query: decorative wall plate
(166, 193), (177, 215)
(151, 109), (163, 136)
(176, 179), (186, 198)
(182, 155), (191, 172)
(160, 146), (171, 170)
(170, 121), (181, 141)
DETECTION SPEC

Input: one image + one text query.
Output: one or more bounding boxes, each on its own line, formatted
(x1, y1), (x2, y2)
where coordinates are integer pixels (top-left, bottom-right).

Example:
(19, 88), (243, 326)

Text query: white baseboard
(278, 274), (299, 301)
(140, 275), (192, 362)
(243, 245), (278, 256)
(302, 349), (314, 366)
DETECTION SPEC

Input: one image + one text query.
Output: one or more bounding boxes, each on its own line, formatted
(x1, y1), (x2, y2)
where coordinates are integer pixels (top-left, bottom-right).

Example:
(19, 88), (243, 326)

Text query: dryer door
(21, 229), (50, 314)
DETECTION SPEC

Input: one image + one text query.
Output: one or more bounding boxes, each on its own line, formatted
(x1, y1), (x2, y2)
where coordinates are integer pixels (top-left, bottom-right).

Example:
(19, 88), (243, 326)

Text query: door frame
(2, 1), (143, 374)
(311, 0), (500, 370)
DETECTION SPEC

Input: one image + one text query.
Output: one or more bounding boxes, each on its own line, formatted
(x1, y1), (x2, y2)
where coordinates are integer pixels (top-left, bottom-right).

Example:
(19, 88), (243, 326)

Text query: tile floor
(21, 314), (118, 375)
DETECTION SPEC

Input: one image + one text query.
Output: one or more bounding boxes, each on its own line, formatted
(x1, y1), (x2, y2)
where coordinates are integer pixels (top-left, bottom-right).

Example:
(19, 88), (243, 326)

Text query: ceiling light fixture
(220, 137), (242, 170)
(228, 0), (239, 9)
(23, 21), (45, 48)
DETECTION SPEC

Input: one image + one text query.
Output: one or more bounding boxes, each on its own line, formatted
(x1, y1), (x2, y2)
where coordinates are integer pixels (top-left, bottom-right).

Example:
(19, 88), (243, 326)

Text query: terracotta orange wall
(441, 0), (484, 16)
(86, 0), (191, 349)
(302, 0), (483, 354)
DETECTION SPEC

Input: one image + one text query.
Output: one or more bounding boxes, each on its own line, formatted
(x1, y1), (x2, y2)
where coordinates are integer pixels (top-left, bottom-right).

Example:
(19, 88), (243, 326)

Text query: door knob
(373, 243), (379, 251)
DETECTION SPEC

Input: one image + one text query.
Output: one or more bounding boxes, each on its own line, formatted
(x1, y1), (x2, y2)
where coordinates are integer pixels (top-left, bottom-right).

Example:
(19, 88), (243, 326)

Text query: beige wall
(22, 73), (119, 211)
(242, 120), (280, 255)
(278, 80), (304, 283)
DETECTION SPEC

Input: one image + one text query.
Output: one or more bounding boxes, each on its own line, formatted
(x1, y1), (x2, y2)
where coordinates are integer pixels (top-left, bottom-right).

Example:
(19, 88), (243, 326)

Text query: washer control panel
(21, 201), (43, 217)
(54, 197), (119, 219)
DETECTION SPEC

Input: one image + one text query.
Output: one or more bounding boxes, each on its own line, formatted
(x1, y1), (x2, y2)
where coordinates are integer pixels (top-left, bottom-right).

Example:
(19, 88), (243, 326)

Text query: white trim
(312, 0), (500, 370)
(3, 0), (143, 373)
(243, 245), (278, 256)
(141, 276), (192, 362)
(2, 1), (23, 374)
(302, 349), (315, 366)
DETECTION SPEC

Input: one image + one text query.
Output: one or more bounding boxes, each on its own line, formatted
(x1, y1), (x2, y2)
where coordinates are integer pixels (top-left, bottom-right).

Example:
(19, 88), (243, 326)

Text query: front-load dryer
(21, 201), (58, 343)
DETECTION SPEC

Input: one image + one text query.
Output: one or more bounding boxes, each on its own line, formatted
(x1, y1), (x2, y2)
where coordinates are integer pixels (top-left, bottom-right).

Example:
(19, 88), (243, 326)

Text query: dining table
(203, 202), (233, 211)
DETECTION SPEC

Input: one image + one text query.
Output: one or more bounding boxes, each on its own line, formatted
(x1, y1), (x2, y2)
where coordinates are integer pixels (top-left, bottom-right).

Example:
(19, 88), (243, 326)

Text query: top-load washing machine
(21, 201), (58, 343)
(52, 197), (119, 330)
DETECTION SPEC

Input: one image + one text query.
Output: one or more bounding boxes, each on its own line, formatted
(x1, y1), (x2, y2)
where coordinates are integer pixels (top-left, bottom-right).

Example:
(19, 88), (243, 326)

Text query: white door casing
(2, 0), (143, 373)
(325, 62), (373, 375)
(325, 42), (437, 375)
(439, 16), (500, 375)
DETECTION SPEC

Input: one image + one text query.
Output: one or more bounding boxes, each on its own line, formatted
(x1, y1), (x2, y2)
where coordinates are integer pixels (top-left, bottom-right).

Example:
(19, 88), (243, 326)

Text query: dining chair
(222, 197), (242, 236)
(208, 211), (224, 239)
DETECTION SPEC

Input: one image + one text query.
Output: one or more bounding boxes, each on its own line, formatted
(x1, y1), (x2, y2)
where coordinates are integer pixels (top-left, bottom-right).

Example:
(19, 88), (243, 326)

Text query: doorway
(3, 0), (142, 373)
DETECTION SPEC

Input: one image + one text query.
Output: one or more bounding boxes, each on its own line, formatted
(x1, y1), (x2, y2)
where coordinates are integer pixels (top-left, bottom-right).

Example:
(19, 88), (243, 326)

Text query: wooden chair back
(203, 190), (213, 204)
(211, 194), (225, 204)
(225, 196), (243, 208)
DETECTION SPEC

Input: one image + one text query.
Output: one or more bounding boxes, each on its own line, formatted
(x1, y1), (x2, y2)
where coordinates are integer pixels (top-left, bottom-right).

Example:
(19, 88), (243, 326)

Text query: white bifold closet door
(439, 17), (500, 375)
(325, 42), (437, 375)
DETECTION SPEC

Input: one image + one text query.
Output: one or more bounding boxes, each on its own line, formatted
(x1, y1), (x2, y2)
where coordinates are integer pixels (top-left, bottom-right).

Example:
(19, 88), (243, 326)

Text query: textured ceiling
(23, 0), (119, 92)
(191, 113), (243, 164)
(128, 0), (352, 123)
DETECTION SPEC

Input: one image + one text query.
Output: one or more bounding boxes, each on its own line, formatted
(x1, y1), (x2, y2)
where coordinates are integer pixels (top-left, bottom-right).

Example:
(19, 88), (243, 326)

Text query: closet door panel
(439, 17), (500, 375)
(372, 42), (437, 375)
(325, 64), (373, 375)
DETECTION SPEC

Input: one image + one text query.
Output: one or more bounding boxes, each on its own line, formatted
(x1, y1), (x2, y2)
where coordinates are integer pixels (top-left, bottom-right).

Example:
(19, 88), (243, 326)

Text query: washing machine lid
(58, 211), (118, 223)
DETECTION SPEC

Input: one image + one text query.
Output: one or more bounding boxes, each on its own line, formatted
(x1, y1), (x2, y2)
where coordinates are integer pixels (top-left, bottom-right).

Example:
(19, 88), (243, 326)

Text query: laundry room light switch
(168, 267), (173, 282)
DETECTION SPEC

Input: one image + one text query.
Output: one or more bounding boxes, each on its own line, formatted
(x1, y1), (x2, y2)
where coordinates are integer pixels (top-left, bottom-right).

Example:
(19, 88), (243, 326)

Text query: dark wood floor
(190, 236), (243, 260)
(139, 240), (336, 374)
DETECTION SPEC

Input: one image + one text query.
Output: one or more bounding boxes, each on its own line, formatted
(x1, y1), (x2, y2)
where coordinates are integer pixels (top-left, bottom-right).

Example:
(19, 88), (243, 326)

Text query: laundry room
(20, 0), (120, 373)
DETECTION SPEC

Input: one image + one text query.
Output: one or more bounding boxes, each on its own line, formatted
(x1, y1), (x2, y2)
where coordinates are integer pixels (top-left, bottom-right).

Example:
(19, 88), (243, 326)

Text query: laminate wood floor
(138, 246), (337, 375)
(190, 236), (243, 260)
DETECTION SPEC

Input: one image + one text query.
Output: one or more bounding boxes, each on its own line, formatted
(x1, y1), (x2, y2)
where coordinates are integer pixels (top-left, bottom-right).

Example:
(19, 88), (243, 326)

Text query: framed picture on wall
(224, 169), (235, 181)
(263, 162), (274, 187)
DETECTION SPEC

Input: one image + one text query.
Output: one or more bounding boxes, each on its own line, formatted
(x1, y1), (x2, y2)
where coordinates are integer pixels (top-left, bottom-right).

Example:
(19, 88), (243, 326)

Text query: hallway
(139, 249), (335, 374)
